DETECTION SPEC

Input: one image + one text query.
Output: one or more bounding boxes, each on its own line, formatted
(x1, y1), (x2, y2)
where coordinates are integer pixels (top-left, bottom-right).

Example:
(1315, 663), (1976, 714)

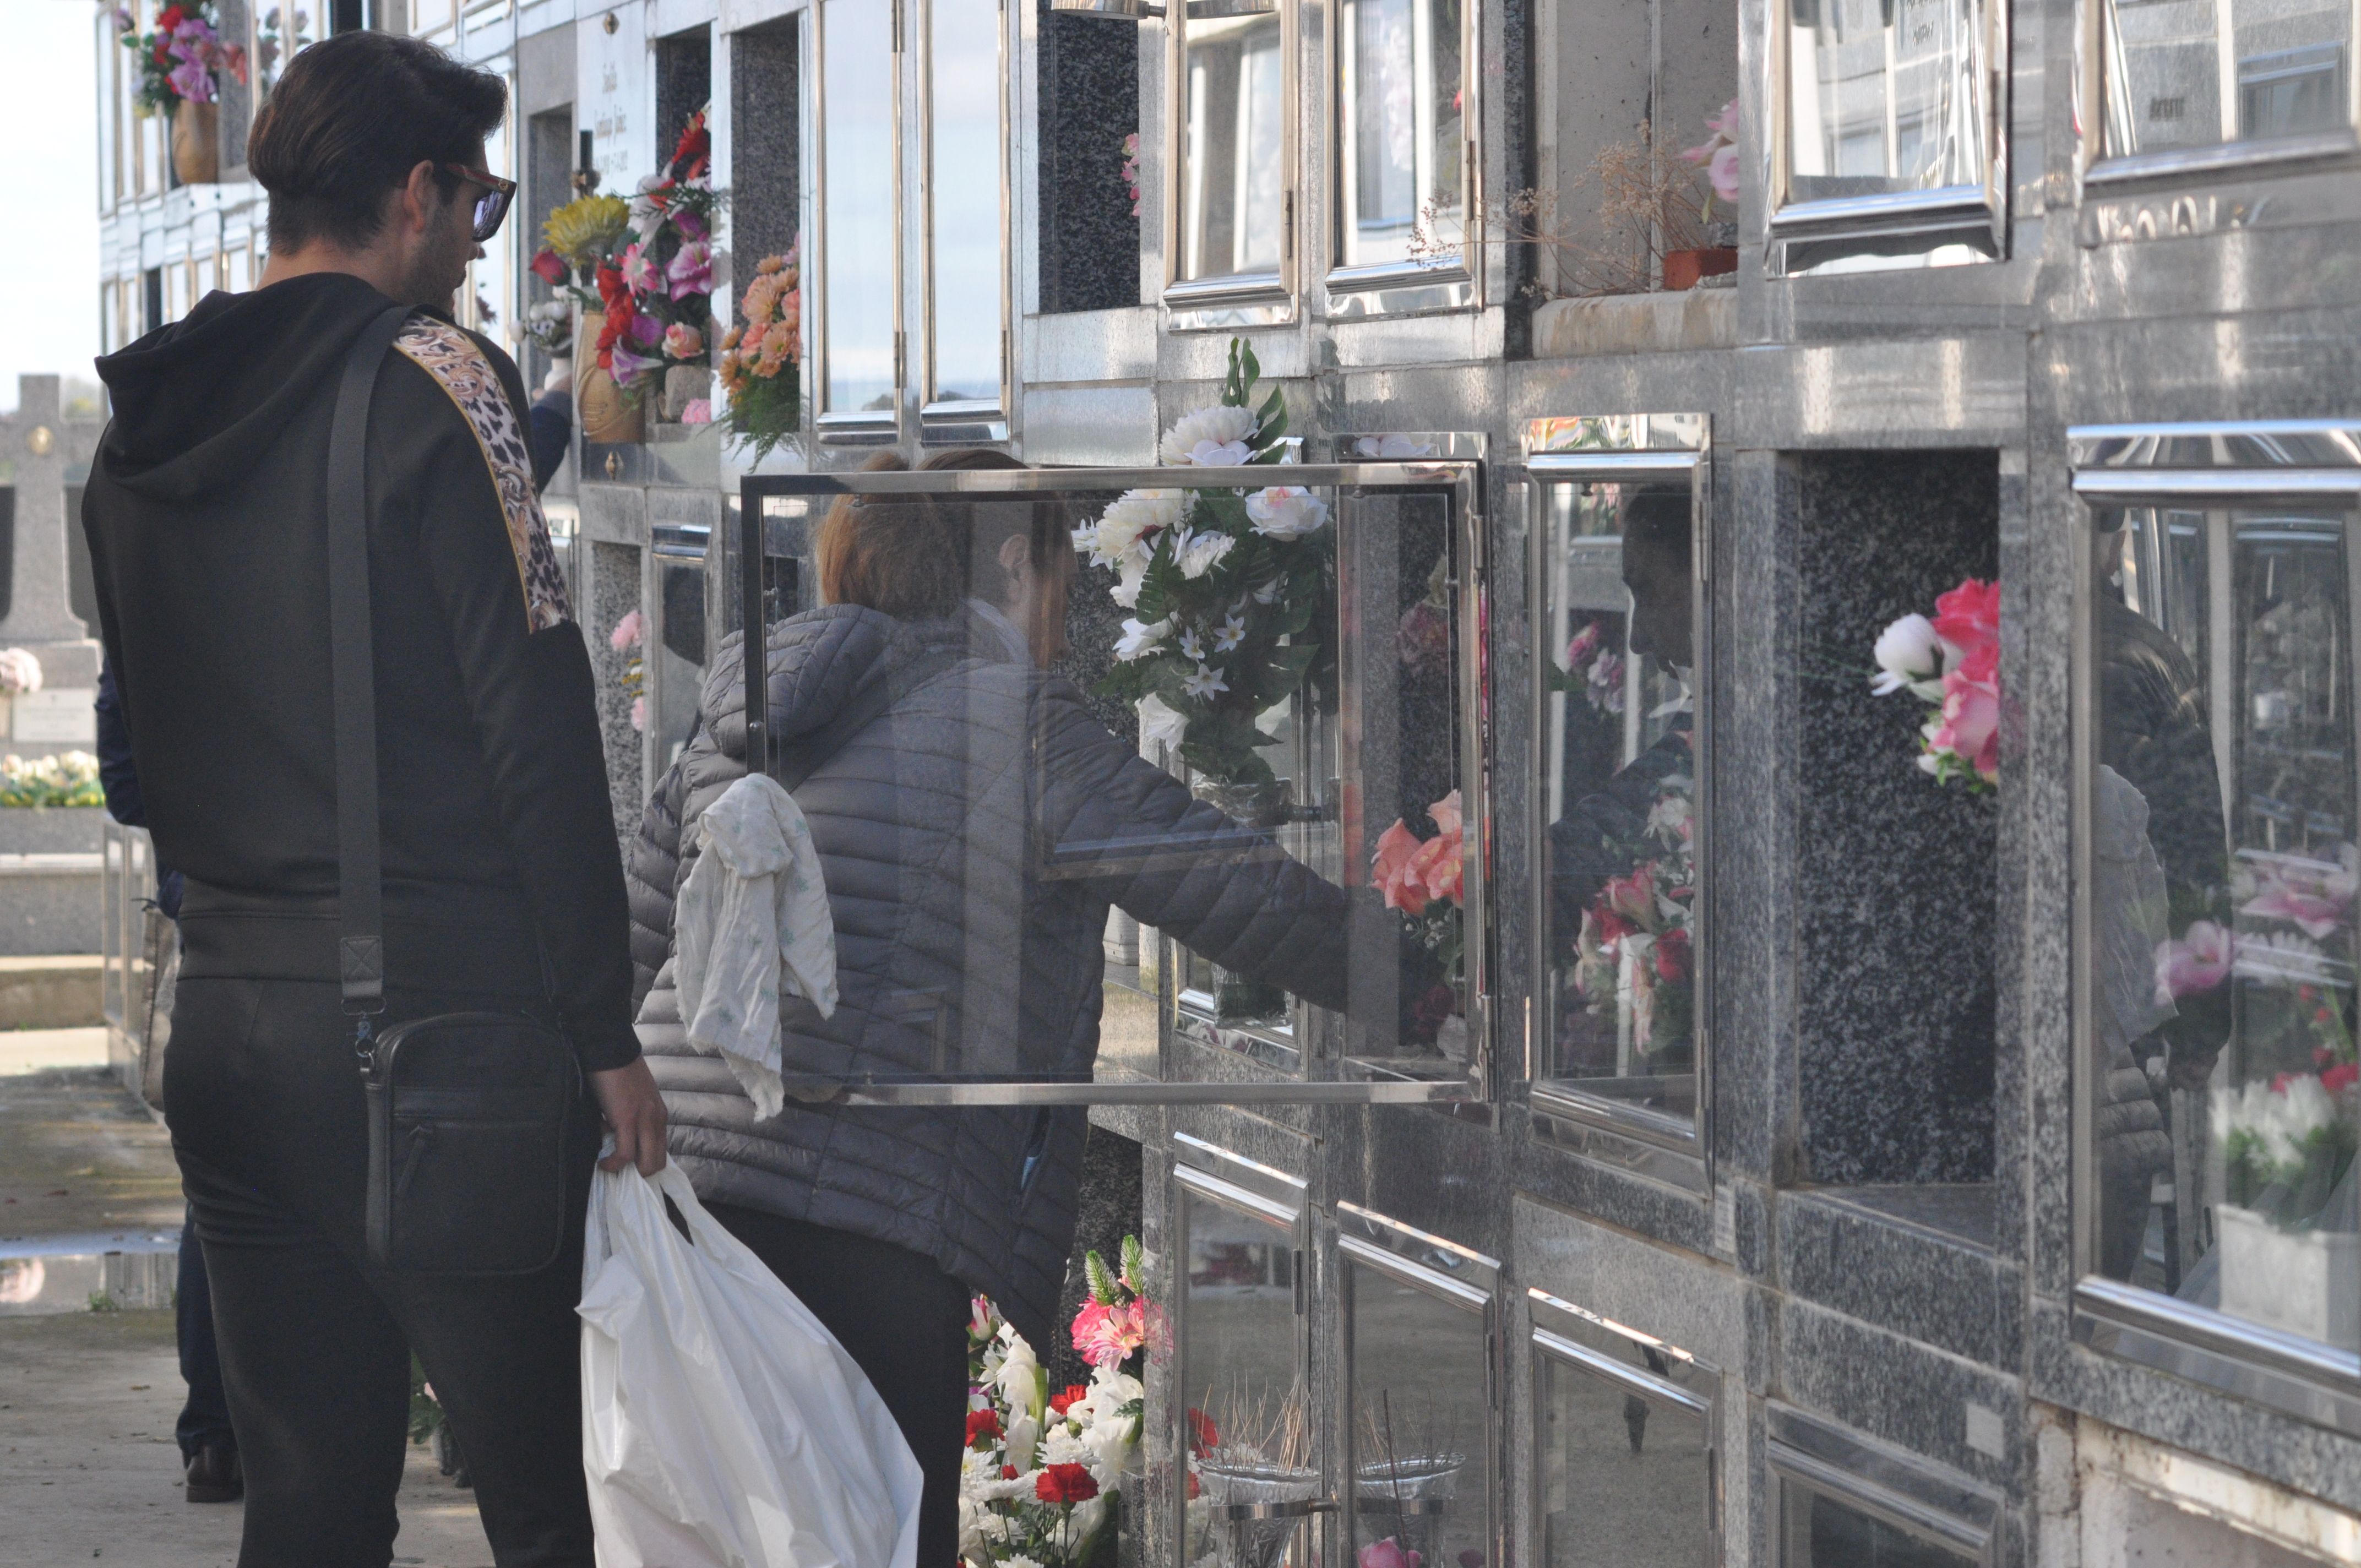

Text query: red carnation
(1187, 1407), (1218, 1457)
(2325, 1062), (2359, 1093)
(1048, 1383), (1090, 1417)
(529, 248), (568, 286)
(965, 1408), (1001, 1446)
(157, 5), (188, 28)
(1036, 1463), (1100, 1505)
(1002, 1464), (1019, 1480)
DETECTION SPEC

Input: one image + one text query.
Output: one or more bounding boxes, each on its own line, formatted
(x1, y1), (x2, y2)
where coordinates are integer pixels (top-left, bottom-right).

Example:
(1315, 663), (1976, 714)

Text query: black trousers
(169, 966), (598, 1568)
(175, 1208), (234, 1460)
(706, 1202), (972, 1568)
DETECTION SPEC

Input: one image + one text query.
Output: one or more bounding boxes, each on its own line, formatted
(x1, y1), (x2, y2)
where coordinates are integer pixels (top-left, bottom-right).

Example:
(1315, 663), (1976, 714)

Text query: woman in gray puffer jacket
(625, 453), (1355, 1565)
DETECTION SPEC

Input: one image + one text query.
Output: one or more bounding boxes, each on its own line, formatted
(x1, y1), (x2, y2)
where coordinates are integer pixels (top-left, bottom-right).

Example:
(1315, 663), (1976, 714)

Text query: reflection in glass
(928, 0), (1002, 404)
(2102, 0), (2354, 156)
(1177, 690), (1319, 1034)
(1181, 12), (1287, 281)
(655, 557), (708, 770)
(1784, 0), (1991, 200)
(1778, 1480), (1977, 1568)
(1346, 1262), (1489, 1568)
(823, 0), (897, 413)
(1541, 483), (1698, 1124)
(1336, 0), (1465, 267)
(1538, 1344), (1709, 1568)
(1179, 1191), (1307, 1568)
(2091, 505), (2360, 1352)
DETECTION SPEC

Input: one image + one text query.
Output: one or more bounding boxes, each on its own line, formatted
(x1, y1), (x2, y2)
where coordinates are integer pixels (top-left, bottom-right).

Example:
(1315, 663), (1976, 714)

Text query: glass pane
(824, 0), (897, 414)
(2102, 0), (2354, 156)
(739, 475), (1472, 1096)
(1180, 12), (1287, 282)
(1539, 482), (1699, 1125)
(1179, 1192), (1306, 1568)
(1538, 1351), (1709, 1568)
(1784, 0), (1991, 200)
(1335, 0), (1466, 267)
(1778, 1480), (1977, 1568)
(2089, 505), (2361, 1353)
(929, 0), (1003, 404)
(1346, 1264), (1490, 1568)
(654, 556), (709, 771)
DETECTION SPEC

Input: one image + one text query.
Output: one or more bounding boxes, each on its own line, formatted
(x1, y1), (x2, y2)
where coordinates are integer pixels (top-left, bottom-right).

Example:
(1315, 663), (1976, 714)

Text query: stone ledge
(0, 957), (103, 1030)
(1530, 286), (1737, 359)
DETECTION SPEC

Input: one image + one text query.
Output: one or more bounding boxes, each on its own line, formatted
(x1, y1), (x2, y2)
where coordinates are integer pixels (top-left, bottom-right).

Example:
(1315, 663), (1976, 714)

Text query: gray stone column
(2, 374), (103, 754)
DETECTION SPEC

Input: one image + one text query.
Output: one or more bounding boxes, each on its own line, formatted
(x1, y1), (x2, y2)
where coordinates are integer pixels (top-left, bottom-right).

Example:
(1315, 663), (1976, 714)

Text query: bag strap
(328, 304), (417, 1028)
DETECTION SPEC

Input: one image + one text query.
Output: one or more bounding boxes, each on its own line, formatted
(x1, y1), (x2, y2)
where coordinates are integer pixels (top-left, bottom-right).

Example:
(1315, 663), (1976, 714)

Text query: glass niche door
(1340, 1206), (1498, 1568)
(1169, 0), (1299, 326)
(1525, 416), (1711, 1153)
(2092, 0), (2358, 167)
(1529, 1290), (1717, 1568)
(735, 462), (1485, 1106)
(1770, 0), (2009, 270)
(1172, 1137), (1315, 1568)
(1327, 0), (1476, 312)
(2071, 422), (2361, 1428)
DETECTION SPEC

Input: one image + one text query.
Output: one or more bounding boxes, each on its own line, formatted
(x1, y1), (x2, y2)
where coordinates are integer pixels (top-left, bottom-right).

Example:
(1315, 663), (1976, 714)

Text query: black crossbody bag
(331, 306), (585, 1277)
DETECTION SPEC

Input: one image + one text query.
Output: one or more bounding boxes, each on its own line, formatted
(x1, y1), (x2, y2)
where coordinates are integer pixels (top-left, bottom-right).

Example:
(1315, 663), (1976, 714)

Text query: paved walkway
(0, 1055), (493, 1565)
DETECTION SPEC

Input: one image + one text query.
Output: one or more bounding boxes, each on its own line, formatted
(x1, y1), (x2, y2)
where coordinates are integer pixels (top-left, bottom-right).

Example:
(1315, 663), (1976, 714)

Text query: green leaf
(1086, 1249), (1119, 1305)
(1120, 1234), (1145, 1288)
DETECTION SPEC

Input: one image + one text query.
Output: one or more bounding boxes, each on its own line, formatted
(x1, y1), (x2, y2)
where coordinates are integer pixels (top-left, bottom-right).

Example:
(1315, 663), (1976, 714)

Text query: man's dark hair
(248, 32), (507, 253)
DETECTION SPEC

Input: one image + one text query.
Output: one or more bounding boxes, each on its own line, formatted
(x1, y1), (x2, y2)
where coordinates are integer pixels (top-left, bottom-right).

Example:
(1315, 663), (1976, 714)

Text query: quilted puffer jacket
(627, 603), (1351, 1346)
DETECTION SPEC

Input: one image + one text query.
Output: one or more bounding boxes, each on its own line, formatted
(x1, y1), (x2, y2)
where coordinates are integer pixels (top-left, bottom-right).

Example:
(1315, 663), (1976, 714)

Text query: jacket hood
(95, 273), (409, 504)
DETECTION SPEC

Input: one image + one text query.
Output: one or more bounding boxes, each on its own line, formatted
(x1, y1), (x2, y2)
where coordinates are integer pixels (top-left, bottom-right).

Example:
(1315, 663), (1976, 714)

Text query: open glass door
(736, 460), (1485, 1104)
(1520, 416), (1712, 1158)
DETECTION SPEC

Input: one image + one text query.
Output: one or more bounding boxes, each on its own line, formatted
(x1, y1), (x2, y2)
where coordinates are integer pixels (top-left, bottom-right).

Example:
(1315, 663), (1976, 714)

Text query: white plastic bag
(579, 1159), (923, 1568)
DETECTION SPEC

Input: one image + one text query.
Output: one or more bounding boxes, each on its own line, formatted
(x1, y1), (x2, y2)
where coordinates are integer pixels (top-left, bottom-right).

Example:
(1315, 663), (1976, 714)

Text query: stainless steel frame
(2065, 419), (2361, 1440)
(1527, 1287), (1721, 1568)
(1336, 1203), (1502, 1568)
(1171, 1134), (1314, 1568)
(734, 460), (1490, 1103)
(1518, 415), (1713, 1166)
(1319, 0), (1482, 318)
(1165, 0), (1302, 327)
(1762, 0), (2010, 273)
(1765, 1402), (1998, 1566)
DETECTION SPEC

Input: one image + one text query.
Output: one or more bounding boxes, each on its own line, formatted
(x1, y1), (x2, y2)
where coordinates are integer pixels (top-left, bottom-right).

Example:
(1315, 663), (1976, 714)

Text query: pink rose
(1361, 1539), (1423, 1568)
(609, 609), (644, 651)
(1427, 788), (1462, 839)
(1932, 578), (2000, 665)
(663, 322), (704, 360)
(1372, 820), (1430, 916)
(1927, 638), (1999, 782)
(1407, 827), (1462, 908)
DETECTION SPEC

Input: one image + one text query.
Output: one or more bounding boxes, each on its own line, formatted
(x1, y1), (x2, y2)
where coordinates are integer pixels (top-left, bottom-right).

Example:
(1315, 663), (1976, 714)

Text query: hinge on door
(1292, 1248), (1306, 1316)
(1283, 191), (1295, 263)
(1002, 327), (1011, 394)
(894, 330), (906, 390)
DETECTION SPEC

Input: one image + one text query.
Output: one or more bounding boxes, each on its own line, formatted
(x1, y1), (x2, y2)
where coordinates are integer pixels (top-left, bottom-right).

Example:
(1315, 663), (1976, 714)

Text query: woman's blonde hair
(816, 450), (1064, 617)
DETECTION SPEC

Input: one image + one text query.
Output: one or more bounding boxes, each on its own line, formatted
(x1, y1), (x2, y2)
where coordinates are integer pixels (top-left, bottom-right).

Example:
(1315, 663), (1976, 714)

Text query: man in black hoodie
(81, 32), (663, 1567)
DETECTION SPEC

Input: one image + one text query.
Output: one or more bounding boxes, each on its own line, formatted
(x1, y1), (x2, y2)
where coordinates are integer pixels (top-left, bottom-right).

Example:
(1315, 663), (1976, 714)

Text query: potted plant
(115, 3), (247, 187)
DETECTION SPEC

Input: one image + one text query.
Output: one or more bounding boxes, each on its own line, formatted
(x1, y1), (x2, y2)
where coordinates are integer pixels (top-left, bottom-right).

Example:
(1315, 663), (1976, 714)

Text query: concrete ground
(1, 1038), (495, 1565)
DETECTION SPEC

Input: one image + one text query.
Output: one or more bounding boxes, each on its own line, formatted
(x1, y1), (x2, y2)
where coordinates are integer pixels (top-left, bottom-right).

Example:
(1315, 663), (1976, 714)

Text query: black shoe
(185, 1442), (243, 1504)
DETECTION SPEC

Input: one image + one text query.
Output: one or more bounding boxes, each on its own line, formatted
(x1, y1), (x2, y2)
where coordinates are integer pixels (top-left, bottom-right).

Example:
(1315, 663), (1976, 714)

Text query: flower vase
(1353, 1453), (1462, 1568)
(171, 98), (219, 186)
(576, 314), (646, 446)
(1190, 777), (1293, 1023)
(1196, 1459), (1323, 1568)
(1662, 248), (1737, 291)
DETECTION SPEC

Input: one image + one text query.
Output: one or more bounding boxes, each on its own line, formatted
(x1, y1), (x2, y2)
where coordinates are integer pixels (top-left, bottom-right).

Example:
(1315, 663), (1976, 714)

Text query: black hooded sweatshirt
(83, 273), (639, 1073)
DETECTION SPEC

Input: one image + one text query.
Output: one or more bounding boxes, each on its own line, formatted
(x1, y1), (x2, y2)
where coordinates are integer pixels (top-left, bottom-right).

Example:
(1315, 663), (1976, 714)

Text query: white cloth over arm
(672, 772), (838, 1119)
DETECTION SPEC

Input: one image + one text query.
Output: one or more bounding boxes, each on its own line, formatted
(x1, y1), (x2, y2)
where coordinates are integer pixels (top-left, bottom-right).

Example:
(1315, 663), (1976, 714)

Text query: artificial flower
(1113, 617), (1171, 662)
(1079, 488), (1184, 569)
(1159, 404), (1257, 466)
(608, 609), (644, 651)
(1071, 1297), (1147, 1367)
(2153, 921), (2233, 1005)
(1177, 627), (1204, 662)
(1036, 1463), (1100, 1506)
(1372, 820), (1430, 916)
(1931, 578), (2000, 662)
(1360, 1537), (1424, 1568)
(618, 242), (661, 296)
(1214, 613), (1247, 652)
(1870, 612), (1945, 700)
(679, 399), (714, 425)
(1180, 663), (1230, 701)
(2238, 847), (2360, 940)
(1174, 529), (1235, 579)
(1138, 693), (1188, 752)
(667, 238), (715, 299)
(662, 322), (704, 360)
(1245, 485), (1330, 540)
(968, 1408), (1003, 1446)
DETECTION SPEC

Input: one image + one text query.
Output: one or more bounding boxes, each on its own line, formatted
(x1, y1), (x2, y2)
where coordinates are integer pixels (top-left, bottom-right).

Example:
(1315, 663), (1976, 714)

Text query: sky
(1, 1), (105, 410)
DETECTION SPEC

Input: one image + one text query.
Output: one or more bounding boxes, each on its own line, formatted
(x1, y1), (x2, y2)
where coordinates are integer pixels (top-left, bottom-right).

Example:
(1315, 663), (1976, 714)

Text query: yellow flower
(542, 195), (630, 269)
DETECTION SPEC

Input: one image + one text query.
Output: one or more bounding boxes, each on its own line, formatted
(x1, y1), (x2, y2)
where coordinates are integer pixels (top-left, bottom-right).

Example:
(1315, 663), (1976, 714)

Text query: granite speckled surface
(1036, 1), (1140, 316)
(1796, 450), (1999, 1185)
(1047, 1124), (1146, 1392)
(729, 19), (801, 323)
(590, 541), (646, 845)
(1779, 1297), (2021, 1492)
(1778, 1187), (2020, 1368)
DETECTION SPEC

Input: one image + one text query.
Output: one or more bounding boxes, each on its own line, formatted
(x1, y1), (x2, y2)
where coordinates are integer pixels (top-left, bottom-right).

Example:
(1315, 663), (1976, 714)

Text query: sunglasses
(442, 162), (518, 242)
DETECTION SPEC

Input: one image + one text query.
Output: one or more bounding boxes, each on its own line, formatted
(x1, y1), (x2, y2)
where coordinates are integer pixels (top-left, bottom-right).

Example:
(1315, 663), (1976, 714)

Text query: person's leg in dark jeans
(170, 971), (597, 1568)
(707, 1202), (972, 1568)
(174, 1208), (242, 1501)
